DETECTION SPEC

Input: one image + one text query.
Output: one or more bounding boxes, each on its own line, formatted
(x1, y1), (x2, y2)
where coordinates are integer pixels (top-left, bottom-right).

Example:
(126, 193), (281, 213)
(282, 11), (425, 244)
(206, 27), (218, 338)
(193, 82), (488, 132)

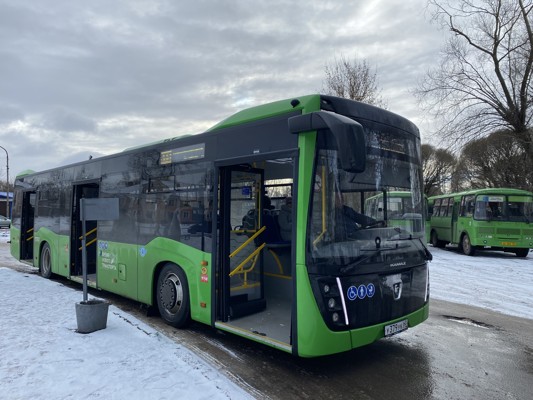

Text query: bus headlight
(323, 284), (330, 294)
(328, 298), (336, 309)
(332, 312), (340, 323)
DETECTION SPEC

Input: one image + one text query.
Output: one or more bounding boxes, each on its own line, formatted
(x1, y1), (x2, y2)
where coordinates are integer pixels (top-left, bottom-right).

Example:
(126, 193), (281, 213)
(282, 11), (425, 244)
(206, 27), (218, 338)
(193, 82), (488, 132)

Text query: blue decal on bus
(358, 285), (367, 299)
(367, 283), (375, 298)
(347, 286), (358, 301)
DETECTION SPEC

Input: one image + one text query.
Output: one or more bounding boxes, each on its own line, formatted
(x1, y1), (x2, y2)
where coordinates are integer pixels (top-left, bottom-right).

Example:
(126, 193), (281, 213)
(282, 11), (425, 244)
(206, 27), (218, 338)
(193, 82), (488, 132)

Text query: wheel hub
(159, 274), (182, 313)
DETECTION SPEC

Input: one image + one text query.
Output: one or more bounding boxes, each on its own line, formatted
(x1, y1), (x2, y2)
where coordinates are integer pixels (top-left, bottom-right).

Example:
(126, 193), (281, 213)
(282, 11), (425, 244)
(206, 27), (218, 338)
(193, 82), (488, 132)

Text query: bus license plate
(384, 320), (408, 337)
(501, 241), (517, 246)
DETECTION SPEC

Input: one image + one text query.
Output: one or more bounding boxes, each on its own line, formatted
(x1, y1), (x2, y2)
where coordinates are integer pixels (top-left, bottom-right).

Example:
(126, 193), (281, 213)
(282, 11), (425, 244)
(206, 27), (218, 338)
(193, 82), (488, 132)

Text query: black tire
(156, 263), (190, 328)
(461, 233), (476, 256)
(40, 243), (52, 279)
(430, 230), (446, 248)
(514, 248), (530, 258)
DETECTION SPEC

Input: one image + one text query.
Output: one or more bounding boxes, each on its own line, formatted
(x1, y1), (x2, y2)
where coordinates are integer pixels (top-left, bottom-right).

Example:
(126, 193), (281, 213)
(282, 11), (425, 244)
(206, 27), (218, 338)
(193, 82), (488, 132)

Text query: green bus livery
(10, 94), (431, 357)
(428, 188), (533, 257)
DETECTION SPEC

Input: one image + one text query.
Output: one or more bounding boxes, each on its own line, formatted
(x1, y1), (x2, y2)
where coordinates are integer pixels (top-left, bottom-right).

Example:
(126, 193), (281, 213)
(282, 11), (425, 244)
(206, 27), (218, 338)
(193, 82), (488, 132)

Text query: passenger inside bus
(278, 197), (292, 242)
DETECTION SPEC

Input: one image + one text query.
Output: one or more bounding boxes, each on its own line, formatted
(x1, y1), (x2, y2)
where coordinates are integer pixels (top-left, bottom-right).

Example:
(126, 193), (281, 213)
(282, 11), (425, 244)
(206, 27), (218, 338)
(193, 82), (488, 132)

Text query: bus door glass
(451, 198), (459, 243)
(20, 191), (36, 261)
(218, 166), (266, 322)
(70, 183), (99, 279)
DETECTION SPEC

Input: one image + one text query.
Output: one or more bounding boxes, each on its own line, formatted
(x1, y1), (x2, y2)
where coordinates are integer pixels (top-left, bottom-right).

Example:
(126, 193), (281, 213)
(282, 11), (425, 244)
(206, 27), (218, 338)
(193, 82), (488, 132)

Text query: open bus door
(217, 165), (267, 321)
(70, 183), (99, 283)
(20, 191), (36, 261)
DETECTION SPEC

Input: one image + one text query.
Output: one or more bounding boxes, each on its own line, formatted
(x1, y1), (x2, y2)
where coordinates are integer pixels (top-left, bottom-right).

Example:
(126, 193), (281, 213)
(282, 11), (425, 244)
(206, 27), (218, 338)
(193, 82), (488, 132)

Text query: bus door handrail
(78, 227), (97, 251)
(25, 227), (34, 242)
(229, 226), (266, 288)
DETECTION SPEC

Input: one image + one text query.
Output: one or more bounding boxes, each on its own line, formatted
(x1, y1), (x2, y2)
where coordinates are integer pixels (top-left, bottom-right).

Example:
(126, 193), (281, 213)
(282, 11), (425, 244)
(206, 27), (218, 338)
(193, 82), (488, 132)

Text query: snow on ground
(428, 246), (533, 320)
(0, 231), (252, 400)
(0, 229), (532, 399)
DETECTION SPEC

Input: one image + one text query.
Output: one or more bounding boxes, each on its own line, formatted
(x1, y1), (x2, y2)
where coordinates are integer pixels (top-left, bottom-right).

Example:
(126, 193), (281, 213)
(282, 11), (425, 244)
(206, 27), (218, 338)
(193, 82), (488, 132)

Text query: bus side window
(433, 198), (441, 217)
(446, 197), (454, 216)
(439, 199), (448, 217)
(464, 195), (475, 217)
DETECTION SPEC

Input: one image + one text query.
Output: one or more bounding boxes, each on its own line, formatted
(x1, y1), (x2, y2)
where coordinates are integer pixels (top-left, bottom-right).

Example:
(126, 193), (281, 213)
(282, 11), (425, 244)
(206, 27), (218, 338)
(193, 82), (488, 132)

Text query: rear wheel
(156, 263), (190, 328)
(461, 233), (476, 256)
(40, 243), (52, 279)
(514, 248), (530, 258)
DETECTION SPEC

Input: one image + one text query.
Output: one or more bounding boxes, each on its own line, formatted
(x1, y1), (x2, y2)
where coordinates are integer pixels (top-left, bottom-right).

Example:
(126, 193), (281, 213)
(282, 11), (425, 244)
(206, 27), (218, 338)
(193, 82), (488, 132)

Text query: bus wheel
(514, 248), (529, 258)
(156, 263), (190, 328)
(461, 234), (476, 256)
(40, 243), (52, 279)
(430, 231), (445, 248)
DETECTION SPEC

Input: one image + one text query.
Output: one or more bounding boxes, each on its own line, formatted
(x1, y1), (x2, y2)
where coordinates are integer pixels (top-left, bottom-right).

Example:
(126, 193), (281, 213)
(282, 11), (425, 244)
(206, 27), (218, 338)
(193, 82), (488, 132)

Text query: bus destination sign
(160, 143), (205, 165)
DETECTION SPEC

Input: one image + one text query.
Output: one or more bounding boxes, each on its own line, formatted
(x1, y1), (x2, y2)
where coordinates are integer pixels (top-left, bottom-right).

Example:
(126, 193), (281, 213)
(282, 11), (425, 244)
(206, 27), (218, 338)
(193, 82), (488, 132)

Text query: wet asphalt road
(3, 252), (532, 399)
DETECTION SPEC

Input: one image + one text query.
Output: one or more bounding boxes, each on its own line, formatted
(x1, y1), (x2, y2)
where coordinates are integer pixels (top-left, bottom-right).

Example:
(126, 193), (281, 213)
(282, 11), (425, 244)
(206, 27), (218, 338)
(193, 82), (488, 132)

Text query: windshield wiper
(339, 244), (408, 275)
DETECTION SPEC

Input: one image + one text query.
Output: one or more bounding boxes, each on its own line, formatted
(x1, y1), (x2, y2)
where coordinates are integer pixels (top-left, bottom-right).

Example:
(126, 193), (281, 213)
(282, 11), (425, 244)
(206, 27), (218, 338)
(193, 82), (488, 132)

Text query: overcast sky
(0, 0), (446, 180)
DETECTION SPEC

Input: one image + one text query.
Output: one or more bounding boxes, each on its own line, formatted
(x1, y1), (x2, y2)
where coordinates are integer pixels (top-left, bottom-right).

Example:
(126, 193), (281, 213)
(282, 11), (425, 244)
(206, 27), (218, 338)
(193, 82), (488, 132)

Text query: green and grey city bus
(10, 94), (431, 357)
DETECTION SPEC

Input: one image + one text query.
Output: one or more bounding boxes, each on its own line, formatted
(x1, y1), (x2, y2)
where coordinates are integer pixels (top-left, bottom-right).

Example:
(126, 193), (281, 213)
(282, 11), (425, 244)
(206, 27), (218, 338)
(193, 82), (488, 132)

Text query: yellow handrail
(313, 165), (328, 247)
(78, 227), (98, 251)
(229, 226), (265, 259)
(229, 243), (265, 277)
(79, 227), (97, 240)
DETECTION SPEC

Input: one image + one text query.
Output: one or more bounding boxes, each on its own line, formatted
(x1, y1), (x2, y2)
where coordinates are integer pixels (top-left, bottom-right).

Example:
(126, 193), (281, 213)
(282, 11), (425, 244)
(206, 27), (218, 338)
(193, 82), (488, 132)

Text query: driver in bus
(335, 194), (376, 239)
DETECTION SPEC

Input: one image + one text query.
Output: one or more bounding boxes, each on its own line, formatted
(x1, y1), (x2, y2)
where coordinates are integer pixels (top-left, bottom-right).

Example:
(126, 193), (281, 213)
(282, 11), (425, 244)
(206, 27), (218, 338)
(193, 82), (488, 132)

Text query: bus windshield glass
(308, 120), (426, 271)
(474, 194), (533, 222)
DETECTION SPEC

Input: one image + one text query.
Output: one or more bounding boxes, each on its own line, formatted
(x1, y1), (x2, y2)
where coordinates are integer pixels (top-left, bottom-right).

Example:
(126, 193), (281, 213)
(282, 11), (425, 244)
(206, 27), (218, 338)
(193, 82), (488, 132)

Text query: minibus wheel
(461, 233), (476, 256)
(514, 248), (529, 258)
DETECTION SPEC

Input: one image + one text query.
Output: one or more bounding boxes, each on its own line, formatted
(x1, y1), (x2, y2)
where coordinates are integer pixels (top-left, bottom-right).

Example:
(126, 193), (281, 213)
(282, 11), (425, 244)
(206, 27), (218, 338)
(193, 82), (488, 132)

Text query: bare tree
(322, 55), (386, 107)
(454, 130), (533, 190)
(422, 144), (457, 196)
(416, 0), (533, 161)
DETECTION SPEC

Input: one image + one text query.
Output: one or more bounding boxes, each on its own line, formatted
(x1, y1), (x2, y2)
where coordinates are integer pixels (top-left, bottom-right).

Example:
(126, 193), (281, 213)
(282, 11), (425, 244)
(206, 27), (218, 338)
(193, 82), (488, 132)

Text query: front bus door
(217, 165), (267, 323)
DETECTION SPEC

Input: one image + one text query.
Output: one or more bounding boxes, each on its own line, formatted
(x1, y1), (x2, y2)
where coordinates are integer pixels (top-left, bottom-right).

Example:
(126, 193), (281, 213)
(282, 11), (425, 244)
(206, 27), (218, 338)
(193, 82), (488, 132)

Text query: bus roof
(207, 94), (321, 131)
(428, 188), (533, 200)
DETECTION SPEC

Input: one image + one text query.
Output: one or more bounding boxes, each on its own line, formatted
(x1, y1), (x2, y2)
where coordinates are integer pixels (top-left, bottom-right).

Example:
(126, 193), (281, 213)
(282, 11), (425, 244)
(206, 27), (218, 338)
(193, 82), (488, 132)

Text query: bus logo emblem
(393, 282), (403, 300)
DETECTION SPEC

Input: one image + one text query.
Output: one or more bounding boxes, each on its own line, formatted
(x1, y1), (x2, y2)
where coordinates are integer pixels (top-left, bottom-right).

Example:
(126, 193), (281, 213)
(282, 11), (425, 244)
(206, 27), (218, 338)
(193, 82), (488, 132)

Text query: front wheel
(430, 230), (446, 248)
(156, 263), (190, 328)
(40, 243), (52, 279)
(514, 248), (530, 258)
(461, 233), (476, 256)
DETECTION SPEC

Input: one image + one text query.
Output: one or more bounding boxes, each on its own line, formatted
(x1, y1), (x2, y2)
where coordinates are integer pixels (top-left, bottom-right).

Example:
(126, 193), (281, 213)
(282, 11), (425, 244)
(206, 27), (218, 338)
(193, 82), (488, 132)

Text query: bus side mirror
(288, 111), (366, 173)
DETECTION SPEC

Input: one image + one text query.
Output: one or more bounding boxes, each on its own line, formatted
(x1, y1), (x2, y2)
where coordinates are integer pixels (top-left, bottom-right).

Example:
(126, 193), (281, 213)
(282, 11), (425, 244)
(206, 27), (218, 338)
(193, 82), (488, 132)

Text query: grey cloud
(40, 109), (96, 132)
(0, 0), (445, 176)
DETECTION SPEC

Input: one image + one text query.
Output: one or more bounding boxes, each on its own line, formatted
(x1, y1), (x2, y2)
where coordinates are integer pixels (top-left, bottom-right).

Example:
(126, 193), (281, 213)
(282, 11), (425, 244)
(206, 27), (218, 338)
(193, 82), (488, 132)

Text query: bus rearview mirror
(288, 111), (366, 173)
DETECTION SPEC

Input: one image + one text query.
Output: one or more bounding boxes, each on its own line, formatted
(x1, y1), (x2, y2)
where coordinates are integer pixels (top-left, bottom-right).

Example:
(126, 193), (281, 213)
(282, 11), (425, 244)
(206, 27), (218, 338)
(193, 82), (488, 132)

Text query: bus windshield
(308, 121), (427, 271)
(474, 194), (533, 222)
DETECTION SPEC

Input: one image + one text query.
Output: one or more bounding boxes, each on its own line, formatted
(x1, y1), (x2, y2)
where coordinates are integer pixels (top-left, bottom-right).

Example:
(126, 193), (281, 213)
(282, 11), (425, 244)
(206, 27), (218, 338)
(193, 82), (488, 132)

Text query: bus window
(461, 195), (475, 217)
(433, 198), (442, 216)
(446, 197), (454, 216)
(439, 199), (448, 217)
